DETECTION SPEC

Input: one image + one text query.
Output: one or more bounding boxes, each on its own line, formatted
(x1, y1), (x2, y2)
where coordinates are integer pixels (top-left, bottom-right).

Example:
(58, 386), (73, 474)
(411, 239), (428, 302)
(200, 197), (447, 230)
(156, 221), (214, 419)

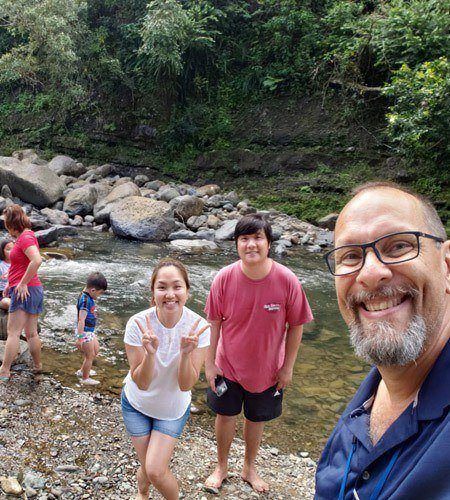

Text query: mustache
(345, 284), (419, 310)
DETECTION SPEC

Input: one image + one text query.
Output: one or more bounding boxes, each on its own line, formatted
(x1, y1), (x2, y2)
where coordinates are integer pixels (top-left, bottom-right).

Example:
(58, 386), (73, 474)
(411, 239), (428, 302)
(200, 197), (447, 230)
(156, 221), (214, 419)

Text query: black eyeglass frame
(324, 231), (444, 276)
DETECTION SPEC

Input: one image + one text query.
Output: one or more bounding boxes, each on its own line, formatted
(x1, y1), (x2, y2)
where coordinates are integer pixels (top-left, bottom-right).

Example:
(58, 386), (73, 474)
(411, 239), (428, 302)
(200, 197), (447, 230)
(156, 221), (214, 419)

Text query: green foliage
(384, 57), (450, 163)
(0, 0), (86, 87)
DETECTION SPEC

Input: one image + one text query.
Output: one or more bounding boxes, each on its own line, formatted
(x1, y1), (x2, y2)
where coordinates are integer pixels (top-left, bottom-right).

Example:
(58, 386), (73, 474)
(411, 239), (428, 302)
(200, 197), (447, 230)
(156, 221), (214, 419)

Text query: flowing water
(22, 230), (368, 458)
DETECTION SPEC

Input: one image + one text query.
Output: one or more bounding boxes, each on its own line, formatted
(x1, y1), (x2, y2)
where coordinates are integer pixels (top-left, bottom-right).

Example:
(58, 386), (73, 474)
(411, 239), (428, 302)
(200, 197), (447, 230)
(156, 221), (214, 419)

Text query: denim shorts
(9, 285), (44, 314)
(121, 390), (190, 439)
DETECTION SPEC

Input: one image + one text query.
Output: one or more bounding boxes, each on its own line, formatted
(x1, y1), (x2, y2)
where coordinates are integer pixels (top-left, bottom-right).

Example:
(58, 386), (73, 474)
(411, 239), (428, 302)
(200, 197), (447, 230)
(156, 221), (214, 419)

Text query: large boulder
(110, 197), (177, 242)
(0, 159), (64, 208)
(63, 185), (98, 216)
(215, 219), (238, 241)
(94, 182), (140, 214)
(48, 155), (87, 177)
(93, 182), (141, 223)
(169, 195), (204, 222)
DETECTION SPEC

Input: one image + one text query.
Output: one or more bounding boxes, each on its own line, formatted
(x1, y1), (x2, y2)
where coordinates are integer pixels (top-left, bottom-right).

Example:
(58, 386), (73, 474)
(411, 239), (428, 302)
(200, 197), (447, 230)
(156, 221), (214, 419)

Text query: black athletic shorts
(206, 376), (283, 422)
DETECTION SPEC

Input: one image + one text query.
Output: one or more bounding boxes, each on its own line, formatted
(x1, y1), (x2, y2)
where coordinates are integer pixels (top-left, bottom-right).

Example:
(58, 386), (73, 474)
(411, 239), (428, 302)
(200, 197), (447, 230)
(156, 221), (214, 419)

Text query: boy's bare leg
(241, 419), (269, 492)
(205, 414), (237, 489)
(81, 342), (95, 379)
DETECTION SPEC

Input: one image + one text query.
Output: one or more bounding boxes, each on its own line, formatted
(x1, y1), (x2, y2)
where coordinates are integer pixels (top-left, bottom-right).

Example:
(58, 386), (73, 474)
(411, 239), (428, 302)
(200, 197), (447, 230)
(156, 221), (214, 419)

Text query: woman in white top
(122, 258), (210, 500)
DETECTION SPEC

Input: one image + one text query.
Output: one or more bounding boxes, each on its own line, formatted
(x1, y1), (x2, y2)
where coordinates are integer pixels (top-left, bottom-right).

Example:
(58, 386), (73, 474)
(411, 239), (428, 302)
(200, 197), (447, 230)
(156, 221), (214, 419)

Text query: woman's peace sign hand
(180, 318), (209, 355)
(136, 315), (159, 355)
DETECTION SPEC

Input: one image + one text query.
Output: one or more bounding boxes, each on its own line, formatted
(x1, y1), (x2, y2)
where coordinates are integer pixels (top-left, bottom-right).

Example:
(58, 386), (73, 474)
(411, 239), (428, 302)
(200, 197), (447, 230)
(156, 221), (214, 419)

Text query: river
(30, 229), (368, 458)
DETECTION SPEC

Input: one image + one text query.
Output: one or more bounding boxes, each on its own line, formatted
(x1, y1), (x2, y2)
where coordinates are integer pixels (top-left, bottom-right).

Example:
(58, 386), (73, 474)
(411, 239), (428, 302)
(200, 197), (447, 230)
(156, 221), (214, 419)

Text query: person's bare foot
(241, 466), (269, 493)
(205, 465), (228, 489)
(136, 466), (149, 499)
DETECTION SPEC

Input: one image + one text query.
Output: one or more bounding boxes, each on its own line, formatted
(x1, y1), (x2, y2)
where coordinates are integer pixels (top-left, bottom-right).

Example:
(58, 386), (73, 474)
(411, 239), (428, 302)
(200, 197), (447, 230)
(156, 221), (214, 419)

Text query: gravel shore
(0, 370), (316, 499)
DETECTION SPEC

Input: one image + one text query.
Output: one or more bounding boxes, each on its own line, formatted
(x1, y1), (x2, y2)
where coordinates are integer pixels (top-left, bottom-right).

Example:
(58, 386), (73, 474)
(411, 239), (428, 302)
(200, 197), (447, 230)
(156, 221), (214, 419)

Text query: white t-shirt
(123, 306), (210, 420)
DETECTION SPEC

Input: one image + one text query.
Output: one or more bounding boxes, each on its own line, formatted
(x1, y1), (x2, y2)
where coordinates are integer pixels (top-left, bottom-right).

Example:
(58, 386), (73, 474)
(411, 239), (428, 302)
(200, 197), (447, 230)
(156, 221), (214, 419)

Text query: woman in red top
(0, 205), (43, 382)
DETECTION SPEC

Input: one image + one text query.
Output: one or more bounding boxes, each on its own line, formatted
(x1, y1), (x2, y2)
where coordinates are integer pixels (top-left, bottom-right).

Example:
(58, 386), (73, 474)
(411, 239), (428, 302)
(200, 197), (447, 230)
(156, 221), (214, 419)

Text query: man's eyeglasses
(324, 231), (444, 276)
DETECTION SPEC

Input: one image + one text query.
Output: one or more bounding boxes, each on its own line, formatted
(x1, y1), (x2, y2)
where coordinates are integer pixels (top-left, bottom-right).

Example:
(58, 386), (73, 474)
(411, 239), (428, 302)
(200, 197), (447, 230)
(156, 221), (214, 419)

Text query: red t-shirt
(205, 260), (313, 392)
(8, 230), (42, 287)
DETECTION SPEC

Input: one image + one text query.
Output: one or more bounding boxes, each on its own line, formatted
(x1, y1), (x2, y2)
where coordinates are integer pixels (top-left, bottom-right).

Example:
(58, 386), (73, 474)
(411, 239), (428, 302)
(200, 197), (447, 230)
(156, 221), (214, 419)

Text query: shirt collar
(416, 338), (450, 420)
(344, 338), (450, 421)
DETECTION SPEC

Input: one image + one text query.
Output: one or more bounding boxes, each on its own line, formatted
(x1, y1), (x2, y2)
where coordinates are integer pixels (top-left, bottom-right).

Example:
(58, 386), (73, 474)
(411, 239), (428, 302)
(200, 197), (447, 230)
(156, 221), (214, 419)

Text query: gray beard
(349, 314), (427, 367)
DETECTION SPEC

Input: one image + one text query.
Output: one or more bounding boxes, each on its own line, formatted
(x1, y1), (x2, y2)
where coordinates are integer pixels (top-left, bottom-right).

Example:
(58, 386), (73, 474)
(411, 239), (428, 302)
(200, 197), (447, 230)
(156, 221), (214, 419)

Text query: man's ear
(443, 240), (450, 294)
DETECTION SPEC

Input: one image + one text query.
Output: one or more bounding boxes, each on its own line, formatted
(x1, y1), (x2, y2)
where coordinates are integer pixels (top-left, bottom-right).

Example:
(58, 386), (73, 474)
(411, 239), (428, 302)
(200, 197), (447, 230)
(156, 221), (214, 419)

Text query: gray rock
(224, 191), (240, 206)
(12, 149), (39, 162)
(307, 244), (322, 253)
(169, 239), (218, 252)
(93, 223), (108, 232)
(40, 208), (69, 225)
(55, 465), (82, 473)
(0, 196), (8, 211)
(48, 156), (87, 177)
(94, 164), (114, 177)
(186, 215), (208, 230)
(196, 184), (220, 197)
(317, 213), (339, 231)
(205, 194), (225, 208)
(0, 339), (30, 365)
(206, 214), (220, 229)
(84, 215), (94, 223)
(93, 182), (113, 201)
(0, 159), (64, 207)
(315, 230), (333, 247)
(239, 205), (257, 215)
(168, 230), (196, 241)
(222, 203), (234, 212)
(196, 229), (215, 241)
(35, 227), (59, 246)
(215, 220), (238, 241)
(93, 182), (141, 223)
(110, 197), (177, 242)
(158, 187), (180, 202)
(0, 476), (23, 495)
(170, 195), (204, 221)
(63, 185), (97, 216)
(144, 180), (165, 191)
(115, 176), (133, 186)
(1, 184), (12, 199)
(23, 472), (46, 490)
(29, 215), (51, 231)
(133, 175), (149, 187)
(274, 244), (288, 257)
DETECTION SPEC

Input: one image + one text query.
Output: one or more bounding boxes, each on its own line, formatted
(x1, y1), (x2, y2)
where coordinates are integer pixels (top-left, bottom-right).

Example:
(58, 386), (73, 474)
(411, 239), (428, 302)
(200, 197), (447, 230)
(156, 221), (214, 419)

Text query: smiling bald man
(315, 182), (450, 500)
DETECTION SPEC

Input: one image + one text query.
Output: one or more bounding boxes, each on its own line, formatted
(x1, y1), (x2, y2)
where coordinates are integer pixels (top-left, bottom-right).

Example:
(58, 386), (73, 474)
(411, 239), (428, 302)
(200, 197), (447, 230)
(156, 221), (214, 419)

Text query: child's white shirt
(123, 306), (210, 420)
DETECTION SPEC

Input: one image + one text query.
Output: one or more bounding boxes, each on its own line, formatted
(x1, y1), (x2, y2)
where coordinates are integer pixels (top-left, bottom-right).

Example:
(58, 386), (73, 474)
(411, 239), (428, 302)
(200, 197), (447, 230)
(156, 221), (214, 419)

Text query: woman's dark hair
(3, 204), (32, 234)
(0, 238), (13, 261)
(86, 272), (108, 291)
(234, 214), (273, 244)
(150, 258), (190, 305)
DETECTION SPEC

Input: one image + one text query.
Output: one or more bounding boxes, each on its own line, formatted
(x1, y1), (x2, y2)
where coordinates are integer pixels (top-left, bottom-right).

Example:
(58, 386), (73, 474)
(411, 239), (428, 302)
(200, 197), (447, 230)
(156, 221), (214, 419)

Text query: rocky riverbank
(0, 150), (333, 255)
(0, 370), (316, 499)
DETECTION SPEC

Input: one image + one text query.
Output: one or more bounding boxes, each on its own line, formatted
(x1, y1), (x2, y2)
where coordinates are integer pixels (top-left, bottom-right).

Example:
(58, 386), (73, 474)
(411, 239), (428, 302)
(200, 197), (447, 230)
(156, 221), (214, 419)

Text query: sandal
(0, 375), (10, 383)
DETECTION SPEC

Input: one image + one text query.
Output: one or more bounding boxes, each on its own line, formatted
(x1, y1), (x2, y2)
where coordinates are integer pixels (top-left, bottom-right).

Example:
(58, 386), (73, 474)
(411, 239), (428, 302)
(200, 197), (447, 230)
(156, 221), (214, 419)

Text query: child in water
(122, 258), (210, 500)
(0, 239), (14, 310)
(75, 272), (107, 386)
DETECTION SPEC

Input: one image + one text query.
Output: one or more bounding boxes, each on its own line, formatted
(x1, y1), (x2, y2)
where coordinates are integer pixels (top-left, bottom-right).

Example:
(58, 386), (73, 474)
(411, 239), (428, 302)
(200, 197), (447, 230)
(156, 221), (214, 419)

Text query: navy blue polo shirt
(315, 339), (450, 500)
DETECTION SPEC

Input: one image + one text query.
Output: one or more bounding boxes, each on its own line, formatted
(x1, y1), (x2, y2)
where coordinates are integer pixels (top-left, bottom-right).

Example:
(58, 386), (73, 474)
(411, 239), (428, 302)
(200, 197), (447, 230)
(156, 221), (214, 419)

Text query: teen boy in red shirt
(204, 214), (313, 492)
